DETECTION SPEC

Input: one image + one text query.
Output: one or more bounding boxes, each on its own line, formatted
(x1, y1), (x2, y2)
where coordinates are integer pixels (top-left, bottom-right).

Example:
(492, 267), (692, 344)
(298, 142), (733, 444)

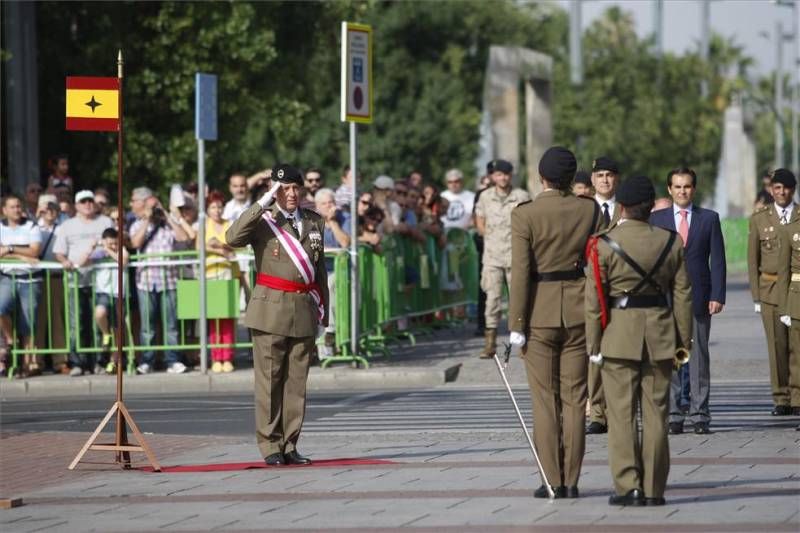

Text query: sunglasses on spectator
(359, 198), (372, 205)
(395, 189), (408, 196)
(306, 178), (322, 183)
(78, 198), (95, 204)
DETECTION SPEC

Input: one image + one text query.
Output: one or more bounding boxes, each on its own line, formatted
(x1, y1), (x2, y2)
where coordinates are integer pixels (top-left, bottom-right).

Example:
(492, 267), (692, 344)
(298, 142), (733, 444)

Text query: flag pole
(68, 51), (161, 472)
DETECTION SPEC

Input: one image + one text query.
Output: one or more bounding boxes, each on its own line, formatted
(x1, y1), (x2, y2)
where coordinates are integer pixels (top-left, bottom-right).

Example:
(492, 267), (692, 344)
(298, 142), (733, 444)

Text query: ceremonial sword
(493, 342), (556, 500)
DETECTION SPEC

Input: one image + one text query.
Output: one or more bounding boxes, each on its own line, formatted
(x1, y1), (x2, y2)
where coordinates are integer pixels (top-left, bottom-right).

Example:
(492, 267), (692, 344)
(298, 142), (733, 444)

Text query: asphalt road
(1, 381), (793, 439)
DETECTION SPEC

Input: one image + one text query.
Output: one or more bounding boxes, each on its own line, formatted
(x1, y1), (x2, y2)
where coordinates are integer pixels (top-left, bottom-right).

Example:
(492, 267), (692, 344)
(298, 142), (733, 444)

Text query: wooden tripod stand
(68, 51), (161, 472)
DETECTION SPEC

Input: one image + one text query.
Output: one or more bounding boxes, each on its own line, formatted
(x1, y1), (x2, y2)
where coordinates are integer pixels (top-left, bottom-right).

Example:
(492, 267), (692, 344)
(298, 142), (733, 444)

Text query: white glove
(781, 315), (792, 327)
(754, 303), (761, 314)
(257, 181), (282, 209)
(316, 325), (326, 339)
(509, 332), (526, 346)
(589, 353), (604, 365)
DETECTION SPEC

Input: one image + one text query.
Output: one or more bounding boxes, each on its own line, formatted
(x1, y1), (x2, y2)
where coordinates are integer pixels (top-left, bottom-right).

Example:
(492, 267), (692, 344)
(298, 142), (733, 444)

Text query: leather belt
(535, 270), (584, 282)
(610, 294), (669, 309)
(792, 273), (800, 282)
(761, 272), (778, 282)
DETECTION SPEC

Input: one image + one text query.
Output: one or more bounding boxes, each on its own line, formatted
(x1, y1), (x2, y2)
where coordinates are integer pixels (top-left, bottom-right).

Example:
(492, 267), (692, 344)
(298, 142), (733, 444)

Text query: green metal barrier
(3, 228), (480, 376)
(721, 217), (748, 273)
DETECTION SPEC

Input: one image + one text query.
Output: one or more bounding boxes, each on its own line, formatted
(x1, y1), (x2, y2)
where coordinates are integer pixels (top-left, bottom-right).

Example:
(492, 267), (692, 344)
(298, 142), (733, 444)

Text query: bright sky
(555, 0), (799, 78)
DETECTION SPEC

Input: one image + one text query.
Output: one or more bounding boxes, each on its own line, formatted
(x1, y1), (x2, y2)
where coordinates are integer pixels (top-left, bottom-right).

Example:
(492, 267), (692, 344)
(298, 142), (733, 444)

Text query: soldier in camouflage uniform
(474, 159), (530, 358)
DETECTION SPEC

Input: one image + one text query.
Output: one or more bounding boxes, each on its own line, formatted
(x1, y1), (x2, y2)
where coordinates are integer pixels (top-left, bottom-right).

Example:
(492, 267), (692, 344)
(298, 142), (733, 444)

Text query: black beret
(538, 146), (577, 185)
(592, 156), (619, 174)
(272, 164), (303, 186)
(487, 159), (513, 175)
(574, 170), (591, 186)
(771, 168), (797, 188)
(616, 175), (655, 206)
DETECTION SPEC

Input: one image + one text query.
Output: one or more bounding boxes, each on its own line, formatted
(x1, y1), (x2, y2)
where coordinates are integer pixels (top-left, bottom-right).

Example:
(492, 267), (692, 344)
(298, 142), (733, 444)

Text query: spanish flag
(66, 77), (120, 131)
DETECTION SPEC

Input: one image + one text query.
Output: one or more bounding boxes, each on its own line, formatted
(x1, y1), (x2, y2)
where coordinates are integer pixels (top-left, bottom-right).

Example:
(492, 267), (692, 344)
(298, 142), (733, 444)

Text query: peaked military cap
(487, 159), (513, 175)
(592, 156), (619, 174)
(616, 175), (655, 206)
(771, 168), (797, 189)
(272, 164), (303, 186)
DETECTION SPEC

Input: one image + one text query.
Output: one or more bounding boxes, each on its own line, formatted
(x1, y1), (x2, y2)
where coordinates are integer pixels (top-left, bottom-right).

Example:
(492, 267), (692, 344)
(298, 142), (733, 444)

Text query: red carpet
(139, 457), (397, 473)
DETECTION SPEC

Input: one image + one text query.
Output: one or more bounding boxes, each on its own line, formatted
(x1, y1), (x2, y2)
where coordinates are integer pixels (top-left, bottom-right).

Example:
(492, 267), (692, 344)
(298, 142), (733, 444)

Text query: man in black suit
(650, 167), (726, 435)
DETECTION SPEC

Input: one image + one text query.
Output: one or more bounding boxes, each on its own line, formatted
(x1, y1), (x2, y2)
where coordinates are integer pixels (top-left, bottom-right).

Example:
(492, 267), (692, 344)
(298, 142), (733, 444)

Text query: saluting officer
(226, 164), (329, 466)
(508, 147), (600, 499)
(749, 168), (798, 415)
(773, 169), (800, 415)
(585, 176), (692, 507)
(475, 159), (530, 358)
(586, 155), (622, 434)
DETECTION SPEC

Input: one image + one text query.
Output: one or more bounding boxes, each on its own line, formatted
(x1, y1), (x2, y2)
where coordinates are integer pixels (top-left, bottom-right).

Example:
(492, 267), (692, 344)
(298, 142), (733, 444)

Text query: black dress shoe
(771, 405), (792, 416)
(693, 422), (711, 434)
(668, 421), (684, 435)
(534, 485), (566, 499)
(264, 453), (285, 466)
(645, 497), (666, 506)
(608, 488), (645, 506)
(284, 450), (312, 465)
(586, 421), (608, 434)
(565, 486), (579, 498)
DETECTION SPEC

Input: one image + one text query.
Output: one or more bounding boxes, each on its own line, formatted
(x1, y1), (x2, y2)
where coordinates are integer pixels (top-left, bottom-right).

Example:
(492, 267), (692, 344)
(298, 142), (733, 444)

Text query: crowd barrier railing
(1, 227), (479, 377)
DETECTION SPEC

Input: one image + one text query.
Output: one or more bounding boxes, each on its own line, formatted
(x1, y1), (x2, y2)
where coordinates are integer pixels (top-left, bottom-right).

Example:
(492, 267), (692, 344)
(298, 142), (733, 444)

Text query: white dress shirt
(673, 203), (693, 229)
(276, 204), (303, 236)
(595, 194), (616, 220)
(776, 203), (794, 224)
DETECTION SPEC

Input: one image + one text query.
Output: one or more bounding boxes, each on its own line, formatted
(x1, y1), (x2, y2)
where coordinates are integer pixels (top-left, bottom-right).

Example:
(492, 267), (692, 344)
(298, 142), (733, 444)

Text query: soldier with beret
(571, 170), (593, 197)
(475, 159), (530, 358)
(586, 156), (622, 434)
(226, 164), (329, 466)
(508, 147), (600, 498)
(771, 169), (800, 416)
(585, 175), (692, 507)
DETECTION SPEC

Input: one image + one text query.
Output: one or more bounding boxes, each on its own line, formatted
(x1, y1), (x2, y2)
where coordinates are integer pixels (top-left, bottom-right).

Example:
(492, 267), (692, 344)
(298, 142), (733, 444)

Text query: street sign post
(195, 73), (218, 375)
(341, 21), (373, 361)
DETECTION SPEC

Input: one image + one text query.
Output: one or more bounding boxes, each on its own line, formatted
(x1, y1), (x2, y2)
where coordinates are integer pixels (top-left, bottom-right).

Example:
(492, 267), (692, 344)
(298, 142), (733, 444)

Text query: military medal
(309, 229), (323, 263)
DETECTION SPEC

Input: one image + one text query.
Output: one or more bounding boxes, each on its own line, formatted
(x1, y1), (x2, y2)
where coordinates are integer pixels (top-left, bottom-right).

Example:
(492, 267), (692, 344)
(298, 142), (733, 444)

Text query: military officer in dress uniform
(508, 147), (600, 499)
(750, 169), (798, 415)
(585, 175), (692, 507)
(475, 159), (530, 358)
(773, 169), (800, 416)
(226, 164), (329, 466)
(586, 156), (622, 434)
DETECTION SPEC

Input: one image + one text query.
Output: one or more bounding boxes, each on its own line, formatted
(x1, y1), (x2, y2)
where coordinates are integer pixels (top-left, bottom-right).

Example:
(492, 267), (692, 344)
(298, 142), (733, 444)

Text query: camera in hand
(150, 206), (166, 228)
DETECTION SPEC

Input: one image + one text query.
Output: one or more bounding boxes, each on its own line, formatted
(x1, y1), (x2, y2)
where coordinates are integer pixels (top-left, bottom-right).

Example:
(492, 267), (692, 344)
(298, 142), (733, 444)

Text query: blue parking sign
(195, 73), (217, 141)
(352, 57), (363, 83)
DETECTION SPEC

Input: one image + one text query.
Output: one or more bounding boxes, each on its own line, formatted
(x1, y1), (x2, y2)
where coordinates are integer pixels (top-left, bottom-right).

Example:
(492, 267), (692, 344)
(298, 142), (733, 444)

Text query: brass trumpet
(673, 347), (691, 370)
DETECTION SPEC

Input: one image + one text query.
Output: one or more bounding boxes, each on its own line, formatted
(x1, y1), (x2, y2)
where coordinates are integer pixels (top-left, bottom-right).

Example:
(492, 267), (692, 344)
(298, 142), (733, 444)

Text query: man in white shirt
(222, 173), (252, 222)
(586, 155), (621, 435)
(440, 168), (475, 230)
(0, 194), (42, 375)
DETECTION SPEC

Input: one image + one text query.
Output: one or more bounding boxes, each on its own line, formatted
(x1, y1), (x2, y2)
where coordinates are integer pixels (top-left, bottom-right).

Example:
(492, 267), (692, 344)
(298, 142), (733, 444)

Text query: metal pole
(777, 21), (786, 169)
(115, 50), (125, 462)
(699, 0), (711, 97)
(349, 121), (358, 357)
(198, 139), (207, 374)
(569, 0), (582, 85)
(654, 0), (664, 59)
(792, 1), (799, 176)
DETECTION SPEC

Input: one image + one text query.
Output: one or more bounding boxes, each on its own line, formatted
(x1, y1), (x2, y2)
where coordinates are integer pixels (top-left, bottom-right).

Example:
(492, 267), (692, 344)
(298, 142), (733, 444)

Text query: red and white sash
(262, 210), (325, 323)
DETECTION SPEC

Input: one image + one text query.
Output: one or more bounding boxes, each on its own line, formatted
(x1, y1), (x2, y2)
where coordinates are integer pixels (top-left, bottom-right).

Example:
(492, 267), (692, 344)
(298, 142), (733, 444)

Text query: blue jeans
(0, 277), (41, 338)
(137, 288), (180, 367)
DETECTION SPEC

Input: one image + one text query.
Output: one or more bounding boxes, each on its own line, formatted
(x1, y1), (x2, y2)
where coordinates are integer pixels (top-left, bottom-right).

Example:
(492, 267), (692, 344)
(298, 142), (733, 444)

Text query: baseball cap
(75, 190), (95, 203)
(373, 175), (395, 190)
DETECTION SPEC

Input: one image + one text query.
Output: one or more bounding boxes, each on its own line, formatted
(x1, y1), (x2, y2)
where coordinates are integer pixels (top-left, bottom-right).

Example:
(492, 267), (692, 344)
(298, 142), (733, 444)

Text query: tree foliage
(14, 1), (773, 203)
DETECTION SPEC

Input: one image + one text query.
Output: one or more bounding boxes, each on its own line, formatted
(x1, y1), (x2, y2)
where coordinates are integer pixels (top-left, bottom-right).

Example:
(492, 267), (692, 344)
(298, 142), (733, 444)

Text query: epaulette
(514, 200), (532, 209)
(302, 207), (322, 219)
(752, 205), (770, 216)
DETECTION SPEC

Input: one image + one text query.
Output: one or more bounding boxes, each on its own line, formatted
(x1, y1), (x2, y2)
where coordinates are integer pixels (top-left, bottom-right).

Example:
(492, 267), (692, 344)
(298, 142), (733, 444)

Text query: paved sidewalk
(1, 424), (798, 532)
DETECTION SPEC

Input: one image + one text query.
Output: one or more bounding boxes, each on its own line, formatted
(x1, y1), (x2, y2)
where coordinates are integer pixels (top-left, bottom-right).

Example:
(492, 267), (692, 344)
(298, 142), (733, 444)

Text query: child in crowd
(86, 227), (128, 374)
(202, 191), (239, 373)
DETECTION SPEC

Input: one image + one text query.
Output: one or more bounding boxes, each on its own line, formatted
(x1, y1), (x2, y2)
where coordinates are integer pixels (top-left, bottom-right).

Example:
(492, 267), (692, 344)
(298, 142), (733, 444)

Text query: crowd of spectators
(0, 153), (487, 377)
